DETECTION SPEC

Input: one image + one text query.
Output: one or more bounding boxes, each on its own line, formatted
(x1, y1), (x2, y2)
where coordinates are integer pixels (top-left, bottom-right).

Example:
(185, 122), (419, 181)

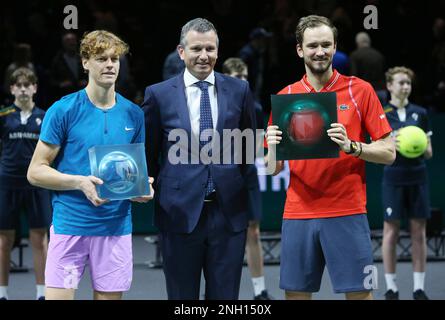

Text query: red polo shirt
(269, 70), (392, 219)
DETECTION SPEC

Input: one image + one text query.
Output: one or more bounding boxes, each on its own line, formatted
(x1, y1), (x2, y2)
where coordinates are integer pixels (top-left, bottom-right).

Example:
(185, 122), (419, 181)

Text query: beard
(305, 57), (332, 75)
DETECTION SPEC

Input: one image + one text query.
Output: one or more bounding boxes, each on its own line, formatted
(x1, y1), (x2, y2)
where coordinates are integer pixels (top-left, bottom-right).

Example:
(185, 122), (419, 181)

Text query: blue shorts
(0, 188), (52, 230)
(280, 214), (374, 293)
(382, 183), (430, 220)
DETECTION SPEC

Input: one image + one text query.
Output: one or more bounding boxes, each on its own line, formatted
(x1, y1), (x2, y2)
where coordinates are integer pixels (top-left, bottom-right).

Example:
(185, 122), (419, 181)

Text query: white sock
(413, 272), (425, 291)
(385, 273), (398, 292)
(0, 286), (8, 299)
(252, 276), (265, 296)
(36, 285), (45, 299)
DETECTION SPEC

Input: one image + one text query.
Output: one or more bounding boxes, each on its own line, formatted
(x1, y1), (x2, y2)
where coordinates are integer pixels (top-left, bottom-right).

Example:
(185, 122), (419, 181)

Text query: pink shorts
(45, 225), (133, 292)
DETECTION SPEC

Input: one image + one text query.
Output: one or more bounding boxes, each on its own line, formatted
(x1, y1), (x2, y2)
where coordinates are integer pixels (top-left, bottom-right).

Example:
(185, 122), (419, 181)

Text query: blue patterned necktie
(195, 80), (215, 196)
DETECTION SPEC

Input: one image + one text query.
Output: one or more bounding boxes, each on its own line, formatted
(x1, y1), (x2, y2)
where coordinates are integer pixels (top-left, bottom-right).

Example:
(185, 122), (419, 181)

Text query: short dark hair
(10, 67), (38, 85)
(179, 18), (219, 47)
(295, 15), (338, 45)
(222, 58), (247, 74)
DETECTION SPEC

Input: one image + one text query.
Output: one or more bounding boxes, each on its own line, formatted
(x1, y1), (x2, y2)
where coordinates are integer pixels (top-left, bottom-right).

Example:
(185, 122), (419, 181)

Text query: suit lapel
(215, 72), (227, 136)
(172, 73), (192, 136)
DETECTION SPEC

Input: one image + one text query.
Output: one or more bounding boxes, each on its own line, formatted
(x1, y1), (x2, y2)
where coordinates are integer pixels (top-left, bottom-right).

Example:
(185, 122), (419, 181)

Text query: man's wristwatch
(345, 140), (359, 155)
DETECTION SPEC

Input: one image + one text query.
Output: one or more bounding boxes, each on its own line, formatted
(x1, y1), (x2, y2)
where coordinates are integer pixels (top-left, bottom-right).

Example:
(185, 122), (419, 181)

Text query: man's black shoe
(384, 289), (399, 300)
(254, 290), (273, 300)
(413, 289), (429, 300)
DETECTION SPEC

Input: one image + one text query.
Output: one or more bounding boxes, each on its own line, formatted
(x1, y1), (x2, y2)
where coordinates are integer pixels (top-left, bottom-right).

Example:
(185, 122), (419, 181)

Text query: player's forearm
(27, 163), (83, 191)
(358, 137), (395, 165)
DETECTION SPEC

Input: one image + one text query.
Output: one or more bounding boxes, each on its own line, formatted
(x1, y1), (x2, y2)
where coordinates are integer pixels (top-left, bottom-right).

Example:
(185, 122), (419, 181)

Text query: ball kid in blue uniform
(381, 66), (433, 300)
(0, 67), (51, 300)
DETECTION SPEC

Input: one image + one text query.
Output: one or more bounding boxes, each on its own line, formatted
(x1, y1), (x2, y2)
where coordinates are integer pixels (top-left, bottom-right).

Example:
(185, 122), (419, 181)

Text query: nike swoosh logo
(125, 127), (134, 131)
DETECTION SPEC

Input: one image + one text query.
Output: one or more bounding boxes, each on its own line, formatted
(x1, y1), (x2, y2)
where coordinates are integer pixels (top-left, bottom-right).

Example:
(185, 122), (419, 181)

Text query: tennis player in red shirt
(265, 15), (395, 300)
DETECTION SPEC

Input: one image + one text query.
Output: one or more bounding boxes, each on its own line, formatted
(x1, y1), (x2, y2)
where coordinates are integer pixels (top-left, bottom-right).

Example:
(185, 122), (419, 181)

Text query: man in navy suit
(142, 18), (257, 300)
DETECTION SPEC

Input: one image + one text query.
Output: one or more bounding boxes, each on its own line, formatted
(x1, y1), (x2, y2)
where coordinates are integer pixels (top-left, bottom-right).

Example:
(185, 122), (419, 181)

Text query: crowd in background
(1, 0), (444, 114)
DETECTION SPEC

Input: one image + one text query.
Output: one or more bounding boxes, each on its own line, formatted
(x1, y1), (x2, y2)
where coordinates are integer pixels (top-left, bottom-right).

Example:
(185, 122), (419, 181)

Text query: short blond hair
(385, 66), (414, 84)
(80, 30), (129, 60)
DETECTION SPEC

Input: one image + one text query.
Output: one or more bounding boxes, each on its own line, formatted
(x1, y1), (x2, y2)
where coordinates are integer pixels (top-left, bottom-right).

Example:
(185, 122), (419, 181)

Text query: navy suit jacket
(142, 72), (257, 233)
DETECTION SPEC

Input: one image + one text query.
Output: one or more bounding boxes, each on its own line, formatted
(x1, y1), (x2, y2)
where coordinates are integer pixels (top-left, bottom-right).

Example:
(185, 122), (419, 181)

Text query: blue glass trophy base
(89, 143), (149, 200)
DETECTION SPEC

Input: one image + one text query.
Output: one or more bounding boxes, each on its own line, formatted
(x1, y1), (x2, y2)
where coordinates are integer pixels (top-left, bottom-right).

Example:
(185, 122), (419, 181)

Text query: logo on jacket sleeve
(338, 104), (350, 111)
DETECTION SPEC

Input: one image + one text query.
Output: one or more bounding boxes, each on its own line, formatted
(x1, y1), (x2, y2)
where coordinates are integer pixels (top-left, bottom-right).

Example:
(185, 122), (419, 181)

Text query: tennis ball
(397, 126), (427, 158)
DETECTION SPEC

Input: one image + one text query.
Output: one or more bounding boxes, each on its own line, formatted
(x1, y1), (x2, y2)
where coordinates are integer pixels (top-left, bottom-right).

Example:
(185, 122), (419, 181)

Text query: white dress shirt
(183, 68), (218, 139)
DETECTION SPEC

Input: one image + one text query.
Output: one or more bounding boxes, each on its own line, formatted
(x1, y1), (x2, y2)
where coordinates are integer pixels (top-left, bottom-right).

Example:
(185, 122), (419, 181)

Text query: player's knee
(345, 291), (373, 300)
(383, 225), (399, 243)
(93, 290), (122, 300)
(410, 220), (426, 235)
(30, 239), (46, 251)
(0, 239), (12, 252)
(0, 232), (15, 251)
(285, 290), (312, 300)
(45, 287), (75, 300)
(247, 224), (260, 242)
(29, 230), (48, 250)
(410, 229), (426, 243)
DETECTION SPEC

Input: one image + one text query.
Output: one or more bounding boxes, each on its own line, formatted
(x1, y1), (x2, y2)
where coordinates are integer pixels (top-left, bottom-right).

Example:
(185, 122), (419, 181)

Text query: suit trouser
(160, 199), (247, 300)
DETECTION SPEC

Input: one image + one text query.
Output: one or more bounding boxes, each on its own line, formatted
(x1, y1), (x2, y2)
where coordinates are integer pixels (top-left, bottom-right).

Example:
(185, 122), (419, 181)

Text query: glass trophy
(88, 143), (150, 200)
